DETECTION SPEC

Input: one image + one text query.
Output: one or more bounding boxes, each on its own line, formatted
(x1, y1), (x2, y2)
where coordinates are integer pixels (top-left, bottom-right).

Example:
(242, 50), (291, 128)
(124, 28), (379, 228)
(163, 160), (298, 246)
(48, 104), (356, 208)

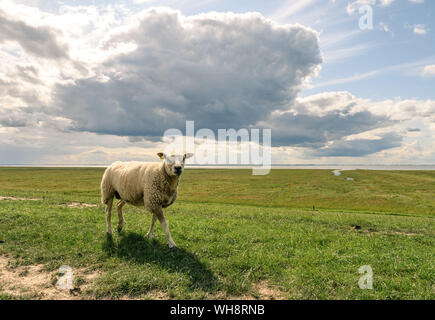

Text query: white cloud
(422, 65), (435, 77)
(379, 22), (390, 33)
(379, 0), (396, 7)
(413, 24), (428, 35)
(405, 23), (428, 35)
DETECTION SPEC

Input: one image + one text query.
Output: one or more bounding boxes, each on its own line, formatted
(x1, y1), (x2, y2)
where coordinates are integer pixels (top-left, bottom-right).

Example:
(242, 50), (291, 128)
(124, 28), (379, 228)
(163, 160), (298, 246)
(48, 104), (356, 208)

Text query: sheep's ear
(183, 153), (194, 160)
(157, 152), (165, 160)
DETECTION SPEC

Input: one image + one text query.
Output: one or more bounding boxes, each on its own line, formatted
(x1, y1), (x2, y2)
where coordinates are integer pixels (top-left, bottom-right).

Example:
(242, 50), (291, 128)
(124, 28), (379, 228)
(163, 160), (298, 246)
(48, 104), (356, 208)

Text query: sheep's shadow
(103, 232), (218, 293)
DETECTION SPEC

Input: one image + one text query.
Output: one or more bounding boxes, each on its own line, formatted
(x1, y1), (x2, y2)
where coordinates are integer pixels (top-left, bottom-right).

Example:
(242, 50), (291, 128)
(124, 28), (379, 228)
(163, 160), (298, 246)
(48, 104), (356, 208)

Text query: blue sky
(0, 0), (434, 165)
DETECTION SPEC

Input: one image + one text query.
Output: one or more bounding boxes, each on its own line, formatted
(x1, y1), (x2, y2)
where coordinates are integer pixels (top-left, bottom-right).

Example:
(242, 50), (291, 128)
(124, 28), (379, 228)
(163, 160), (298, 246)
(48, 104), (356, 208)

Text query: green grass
(0, 167), (434, 299)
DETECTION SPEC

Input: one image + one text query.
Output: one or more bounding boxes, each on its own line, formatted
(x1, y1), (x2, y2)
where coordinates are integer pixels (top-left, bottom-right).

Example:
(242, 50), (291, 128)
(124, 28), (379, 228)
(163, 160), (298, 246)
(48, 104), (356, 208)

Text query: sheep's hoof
(168, 242), (177, 249)
(145, 232), (153, 239)
(117, 222), (125, 233)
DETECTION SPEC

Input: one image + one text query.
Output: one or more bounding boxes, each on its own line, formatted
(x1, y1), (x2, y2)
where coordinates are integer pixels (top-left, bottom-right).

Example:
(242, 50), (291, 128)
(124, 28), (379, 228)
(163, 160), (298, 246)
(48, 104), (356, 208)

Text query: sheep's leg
(116, 200), (126, 232)
(154, 209), (176, 248)
(105, 198), (113, 234)
(146, 214), (157, 239)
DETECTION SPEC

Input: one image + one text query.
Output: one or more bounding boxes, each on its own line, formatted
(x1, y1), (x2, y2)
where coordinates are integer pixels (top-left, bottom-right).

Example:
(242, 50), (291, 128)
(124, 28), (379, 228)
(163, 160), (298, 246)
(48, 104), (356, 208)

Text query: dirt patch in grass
(59, 202), (98, 209)
(209, 280), (287, 300)
(0, 196), (42, 201)
(0, 256), (101, 300)
(254, 280), (287, 300)
(143, 291), (170, 300)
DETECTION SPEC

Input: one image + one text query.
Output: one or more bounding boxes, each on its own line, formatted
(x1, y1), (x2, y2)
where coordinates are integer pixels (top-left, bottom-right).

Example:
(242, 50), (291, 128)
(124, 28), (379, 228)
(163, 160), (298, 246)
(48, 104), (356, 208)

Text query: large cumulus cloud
(53, 8), (322, 137)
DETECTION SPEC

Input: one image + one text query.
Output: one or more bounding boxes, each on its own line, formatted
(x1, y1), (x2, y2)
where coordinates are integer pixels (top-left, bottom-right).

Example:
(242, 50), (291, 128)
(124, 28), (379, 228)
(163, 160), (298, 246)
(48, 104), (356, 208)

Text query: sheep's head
(158, 153), (194, 177)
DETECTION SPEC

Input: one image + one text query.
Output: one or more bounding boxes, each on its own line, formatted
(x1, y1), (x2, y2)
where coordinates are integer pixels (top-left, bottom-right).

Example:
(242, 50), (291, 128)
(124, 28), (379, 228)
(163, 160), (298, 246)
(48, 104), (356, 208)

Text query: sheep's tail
(101, 167), (113, 204)
(101, 166), (122, 204)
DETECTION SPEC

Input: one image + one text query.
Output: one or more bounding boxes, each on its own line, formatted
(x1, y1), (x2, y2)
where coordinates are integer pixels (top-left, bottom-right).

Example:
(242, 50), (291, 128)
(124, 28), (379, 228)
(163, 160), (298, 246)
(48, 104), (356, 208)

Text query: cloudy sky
(0, 0), (434, 165)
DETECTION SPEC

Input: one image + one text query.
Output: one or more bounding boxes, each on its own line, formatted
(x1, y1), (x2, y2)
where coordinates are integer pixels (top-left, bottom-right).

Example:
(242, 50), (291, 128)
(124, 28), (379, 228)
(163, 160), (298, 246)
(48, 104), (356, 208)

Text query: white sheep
(101, 152), (193, 248)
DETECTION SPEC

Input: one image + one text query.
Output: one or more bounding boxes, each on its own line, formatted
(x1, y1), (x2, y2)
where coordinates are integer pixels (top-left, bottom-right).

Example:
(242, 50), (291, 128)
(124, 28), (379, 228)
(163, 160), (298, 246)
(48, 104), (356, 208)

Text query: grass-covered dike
(0, 167), (434, 299)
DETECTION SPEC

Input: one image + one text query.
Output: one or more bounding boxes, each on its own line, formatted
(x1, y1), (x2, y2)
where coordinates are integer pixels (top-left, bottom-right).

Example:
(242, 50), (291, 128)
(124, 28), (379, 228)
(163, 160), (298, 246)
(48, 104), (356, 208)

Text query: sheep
(101, 152), (194, 248)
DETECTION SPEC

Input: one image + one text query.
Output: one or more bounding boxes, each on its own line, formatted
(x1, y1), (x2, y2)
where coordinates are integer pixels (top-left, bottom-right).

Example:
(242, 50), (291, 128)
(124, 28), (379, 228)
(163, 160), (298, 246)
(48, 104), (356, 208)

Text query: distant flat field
(0, 167), (434, 215)
(0, 167), (434, 299)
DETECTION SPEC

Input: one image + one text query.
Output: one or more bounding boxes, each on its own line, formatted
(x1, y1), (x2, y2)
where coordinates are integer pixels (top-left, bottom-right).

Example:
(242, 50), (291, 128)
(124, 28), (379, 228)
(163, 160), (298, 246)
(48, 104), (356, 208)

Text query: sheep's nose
(174, 166), (182, 172)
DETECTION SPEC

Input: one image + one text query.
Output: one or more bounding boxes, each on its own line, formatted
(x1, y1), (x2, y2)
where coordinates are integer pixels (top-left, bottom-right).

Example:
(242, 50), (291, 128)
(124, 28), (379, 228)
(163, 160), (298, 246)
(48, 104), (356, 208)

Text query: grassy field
(0, 167), (434, 299)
